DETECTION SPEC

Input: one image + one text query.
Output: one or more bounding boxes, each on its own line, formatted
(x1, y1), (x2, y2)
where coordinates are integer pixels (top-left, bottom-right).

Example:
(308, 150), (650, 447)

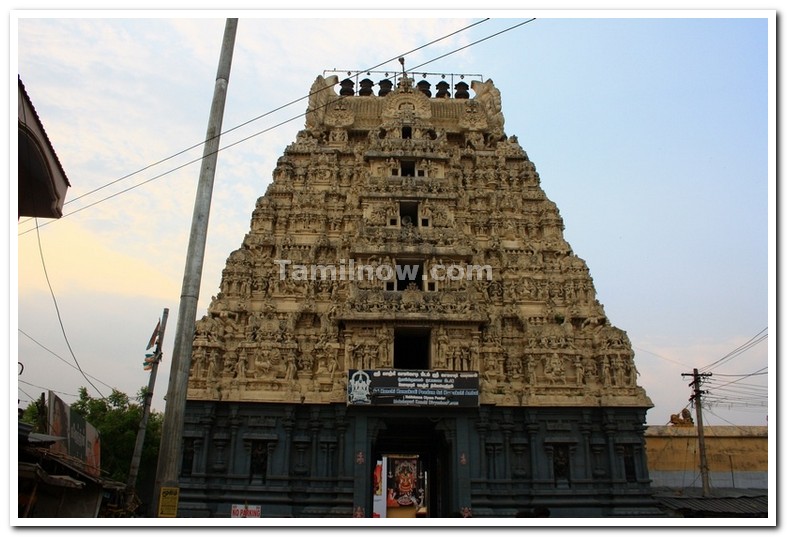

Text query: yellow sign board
(158, 486), (180, 518)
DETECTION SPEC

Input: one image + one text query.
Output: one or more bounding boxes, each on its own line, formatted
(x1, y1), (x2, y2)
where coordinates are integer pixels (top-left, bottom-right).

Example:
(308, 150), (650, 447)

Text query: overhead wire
(705, 366), (768, 395)
(18, 17), (494, 234)
(408, 18), (536, 72)
(705, 381), (768, 394)
(19, 96), (108, 401)
(18, 387), (37, 404)
(17, 18), (538, 237)
(19, 379), (78, 398)
(633, 345), (693, 368)
(677, 327), (770, 413)
(704, 392), (768, 403)
(703, 407), (765, 430)
(702, 366), (768, 406)
(32, 216), (106, 399)
(698, 327), (768, 372)
(18, 17), (532, 405)
(708, 366), (767, 384)
(18, 329), (117, 392)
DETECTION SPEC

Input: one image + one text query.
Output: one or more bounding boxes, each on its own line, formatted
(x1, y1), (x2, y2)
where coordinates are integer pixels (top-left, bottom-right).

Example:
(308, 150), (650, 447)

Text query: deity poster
(386, 456), (422, 509)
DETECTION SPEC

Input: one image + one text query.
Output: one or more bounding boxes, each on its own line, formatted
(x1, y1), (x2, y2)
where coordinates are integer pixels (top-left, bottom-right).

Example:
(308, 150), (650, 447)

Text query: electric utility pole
(154, 18), (237, 517)
(126, 308), (169, 509)
(682, 368), (712, 496)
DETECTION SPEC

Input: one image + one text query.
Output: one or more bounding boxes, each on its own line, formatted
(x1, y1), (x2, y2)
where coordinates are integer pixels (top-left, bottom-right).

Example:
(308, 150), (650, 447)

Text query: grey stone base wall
(178, 401), (662, 517)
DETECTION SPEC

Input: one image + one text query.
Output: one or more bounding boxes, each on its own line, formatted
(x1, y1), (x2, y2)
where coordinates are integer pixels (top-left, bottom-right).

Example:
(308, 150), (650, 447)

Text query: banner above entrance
(347, 369), (479, 407)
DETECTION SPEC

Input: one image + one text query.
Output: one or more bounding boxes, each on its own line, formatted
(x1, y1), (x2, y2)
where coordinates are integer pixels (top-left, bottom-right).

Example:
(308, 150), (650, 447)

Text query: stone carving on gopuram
(186, 72), (651, 412)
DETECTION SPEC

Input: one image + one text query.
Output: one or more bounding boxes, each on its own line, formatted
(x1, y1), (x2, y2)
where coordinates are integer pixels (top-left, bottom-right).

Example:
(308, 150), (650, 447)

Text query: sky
(13, 9), (773, 447)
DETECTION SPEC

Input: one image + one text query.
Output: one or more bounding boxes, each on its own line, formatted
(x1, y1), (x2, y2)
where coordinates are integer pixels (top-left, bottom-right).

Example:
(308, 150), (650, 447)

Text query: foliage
(71, 387), (162, 493)
(20, 393), (49, 432)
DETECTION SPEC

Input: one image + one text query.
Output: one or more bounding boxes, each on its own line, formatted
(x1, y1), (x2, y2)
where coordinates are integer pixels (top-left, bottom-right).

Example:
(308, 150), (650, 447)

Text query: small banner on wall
(347, 369), (479, 407)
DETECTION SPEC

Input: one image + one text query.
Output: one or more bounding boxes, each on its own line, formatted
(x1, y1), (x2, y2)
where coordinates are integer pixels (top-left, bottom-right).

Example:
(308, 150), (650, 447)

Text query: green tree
(71, 387), (162, 511)
(19, 399), (49, 433)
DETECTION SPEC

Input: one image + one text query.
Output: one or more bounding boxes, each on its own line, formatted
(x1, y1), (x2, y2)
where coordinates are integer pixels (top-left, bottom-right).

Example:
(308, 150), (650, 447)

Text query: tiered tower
(179, 72), (658, 518)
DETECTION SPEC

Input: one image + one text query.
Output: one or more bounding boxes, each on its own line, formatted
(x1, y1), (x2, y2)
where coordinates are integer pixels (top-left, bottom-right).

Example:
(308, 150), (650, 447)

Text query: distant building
(178, 72), (658, 517)
(18, 421), (108, 517)
(18, 397), (123, 518)
(646, 425), (768, 489)
(645, 424), (768, 518)
(18, 76), (70, 219)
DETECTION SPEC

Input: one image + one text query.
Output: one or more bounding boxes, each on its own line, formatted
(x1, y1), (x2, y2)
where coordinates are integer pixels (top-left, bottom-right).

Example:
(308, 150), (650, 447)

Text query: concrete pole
(153, 19), (237, 515)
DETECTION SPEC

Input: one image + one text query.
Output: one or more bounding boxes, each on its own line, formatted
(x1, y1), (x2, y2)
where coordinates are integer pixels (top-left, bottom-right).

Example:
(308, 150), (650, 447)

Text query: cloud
(15, 15), (771, 429)
(634, 334), (769, 425)
(18, 219), (181, 301)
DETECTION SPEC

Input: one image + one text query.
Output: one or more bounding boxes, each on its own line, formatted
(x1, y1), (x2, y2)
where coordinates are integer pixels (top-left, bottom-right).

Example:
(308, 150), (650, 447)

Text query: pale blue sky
(14, 12), (772, 432)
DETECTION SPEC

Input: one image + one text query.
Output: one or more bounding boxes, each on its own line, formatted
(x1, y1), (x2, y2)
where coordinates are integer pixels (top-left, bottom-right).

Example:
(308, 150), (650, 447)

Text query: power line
(18, 387), (37, 404)
(705, 381), (768, 394)
(17, 18), (535, 236)
(680, 435), (700, 489)
(409, 18), (536, 72)
(357, 18), (491, 75)
(18, 328), (117, 392)
(19, 138), (211, 226)
(32, 217), (105, 399)
(704, 405), (768, 414)
(633, 345), (692, 368)
(706, 397), (768, 404)
(705, 391), (767, 399)
(703, 366), (767, 393)
(19, 379), (77, 399)
(18, 18), (494, 234)
(705, 391), (768, 399)
(698, 364), (768, 410)
(704, 407), (766, 430)
(706, 377), (768, 389)
(699, 327), (768, 372)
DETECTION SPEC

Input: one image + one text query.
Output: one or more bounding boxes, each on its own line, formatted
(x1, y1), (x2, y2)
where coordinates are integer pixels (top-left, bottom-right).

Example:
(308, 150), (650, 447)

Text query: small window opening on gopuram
(396, 259), (423, 291)
(393, 327), (431, 369)
(399, 201), (419, 227)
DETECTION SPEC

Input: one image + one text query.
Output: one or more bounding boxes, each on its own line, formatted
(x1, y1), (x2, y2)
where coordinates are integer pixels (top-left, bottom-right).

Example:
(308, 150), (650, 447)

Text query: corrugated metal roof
(19, 462), (85, 489)
(655, 493), (768, 516)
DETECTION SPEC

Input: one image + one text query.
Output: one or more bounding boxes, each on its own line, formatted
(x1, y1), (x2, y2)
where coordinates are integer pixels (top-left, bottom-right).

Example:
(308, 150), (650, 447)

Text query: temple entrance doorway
(371, 417), (451, 518)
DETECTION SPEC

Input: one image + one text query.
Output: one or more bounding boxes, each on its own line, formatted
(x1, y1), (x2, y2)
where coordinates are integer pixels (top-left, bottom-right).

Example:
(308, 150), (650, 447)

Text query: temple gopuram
(177, 70), (659, 518)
